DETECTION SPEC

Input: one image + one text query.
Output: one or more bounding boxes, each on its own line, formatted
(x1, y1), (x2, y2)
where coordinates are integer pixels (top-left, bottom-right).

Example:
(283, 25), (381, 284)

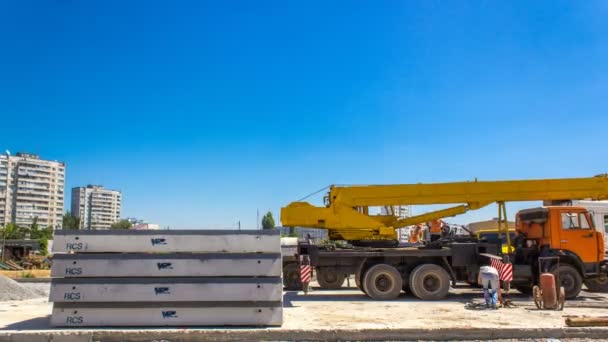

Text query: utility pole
(238, 220), (241, 231)
(257, 209), (259, 229)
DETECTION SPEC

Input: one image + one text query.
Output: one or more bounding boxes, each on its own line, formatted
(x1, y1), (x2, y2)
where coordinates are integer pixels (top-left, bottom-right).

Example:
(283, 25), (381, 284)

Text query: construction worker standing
(428, 219), (443, 242)
(478, 261), (501, 309)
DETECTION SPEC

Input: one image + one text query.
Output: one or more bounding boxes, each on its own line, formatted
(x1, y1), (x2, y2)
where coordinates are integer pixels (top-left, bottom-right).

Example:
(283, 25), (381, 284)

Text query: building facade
(72, 185), (122, 229)
(0, 152), (65, 229)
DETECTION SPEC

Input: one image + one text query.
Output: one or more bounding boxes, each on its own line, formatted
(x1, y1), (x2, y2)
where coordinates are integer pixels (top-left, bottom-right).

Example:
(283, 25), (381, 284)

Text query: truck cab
(514, 206), (608, 298)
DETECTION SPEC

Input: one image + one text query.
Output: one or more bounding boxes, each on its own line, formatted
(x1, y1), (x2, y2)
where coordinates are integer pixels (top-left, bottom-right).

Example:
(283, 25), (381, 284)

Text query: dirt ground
(0, 283), (608, 342)
(0, 270), (50, 279)
(2, 282), (608, 340)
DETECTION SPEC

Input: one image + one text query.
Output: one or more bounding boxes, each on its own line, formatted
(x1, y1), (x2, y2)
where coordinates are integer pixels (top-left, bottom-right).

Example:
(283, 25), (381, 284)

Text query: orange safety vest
(429, 220), (443, 234)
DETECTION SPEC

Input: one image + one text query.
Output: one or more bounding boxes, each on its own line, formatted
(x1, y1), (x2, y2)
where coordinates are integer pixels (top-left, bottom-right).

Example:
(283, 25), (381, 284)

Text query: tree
(111, 219), (132, 229)
(261, 212), (275, 230)
(28, 218), (53, 256)
(63, 211), (80, 230)
(2, 223), (26, 239)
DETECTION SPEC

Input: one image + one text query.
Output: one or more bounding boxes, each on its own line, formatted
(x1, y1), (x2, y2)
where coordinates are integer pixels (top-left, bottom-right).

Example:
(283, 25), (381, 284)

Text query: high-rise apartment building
(0, 152), (65, 229)
(71, 185), (122, 229)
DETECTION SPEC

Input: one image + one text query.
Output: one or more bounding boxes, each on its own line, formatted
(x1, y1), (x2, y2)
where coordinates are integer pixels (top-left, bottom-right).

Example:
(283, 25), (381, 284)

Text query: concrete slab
(51, 253), (282, 277)
(50, 303), (282, 327)
(49, 277), (283, 302)
(53, 229), (280, 253)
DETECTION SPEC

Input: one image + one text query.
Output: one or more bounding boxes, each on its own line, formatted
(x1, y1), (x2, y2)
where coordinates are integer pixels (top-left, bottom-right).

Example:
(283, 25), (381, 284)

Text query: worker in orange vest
(409, 224), (424, 243)
(428, 219), (444, 242)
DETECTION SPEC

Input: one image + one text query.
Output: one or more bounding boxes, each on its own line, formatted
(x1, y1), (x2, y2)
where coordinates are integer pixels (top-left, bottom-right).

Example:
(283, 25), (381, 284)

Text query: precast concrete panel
(51, 302), (282, 327)
(53, 229), (280, 253)
(50, 277), (283, 302)
(51, 253), (282, 277)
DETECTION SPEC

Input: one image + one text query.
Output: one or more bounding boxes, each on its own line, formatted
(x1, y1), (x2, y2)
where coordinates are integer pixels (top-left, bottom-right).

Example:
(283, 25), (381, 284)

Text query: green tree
(27, 218), (54, 255)
(29, 216), (39, 239)
(2, 223), (26, 239)
(261, 212), (275, 230)
(111, 219), (132, 229)
(62, 211), (80, 229)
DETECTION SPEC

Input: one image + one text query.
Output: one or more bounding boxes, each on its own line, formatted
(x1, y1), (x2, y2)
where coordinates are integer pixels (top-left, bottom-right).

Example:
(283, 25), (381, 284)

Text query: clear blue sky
(1, 1), (607, 229)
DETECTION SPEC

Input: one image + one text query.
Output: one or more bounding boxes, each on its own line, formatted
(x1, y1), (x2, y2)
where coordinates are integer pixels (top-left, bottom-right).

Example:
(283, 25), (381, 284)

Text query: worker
(409, 224), (424, 243)
(478, 260), (501, 309)
(428, 219), (443, 242)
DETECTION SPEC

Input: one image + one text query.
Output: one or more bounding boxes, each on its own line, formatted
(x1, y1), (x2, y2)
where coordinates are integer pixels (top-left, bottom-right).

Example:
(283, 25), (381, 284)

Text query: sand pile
(0, 275), (42, 301)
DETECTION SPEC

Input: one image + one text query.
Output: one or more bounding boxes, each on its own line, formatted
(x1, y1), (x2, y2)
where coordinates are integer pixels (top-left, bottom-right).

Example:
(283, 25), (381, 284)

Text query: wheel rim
(422, 274), (440, 293)
(324, 272), (338, 283)
(374, 273), (394, 293)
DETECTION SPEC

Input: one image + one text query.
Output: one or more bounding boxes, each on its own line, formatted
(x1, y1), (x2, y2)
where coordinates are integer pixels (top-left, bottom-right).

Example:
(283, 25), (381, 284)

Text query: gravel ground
(21, 282), (50, 298)
(0, 276), (44, 301)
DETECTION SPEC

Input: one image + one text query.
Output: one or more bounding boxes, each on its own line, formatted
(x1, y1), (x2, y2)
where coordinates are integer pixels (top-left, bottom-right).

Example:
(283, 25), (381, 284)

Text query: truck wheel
(551, 264), (582, 299)
(283, 263), (302, 290)
(362, 264), (402, 300)
(584, 278), (608, 292)
(317, 269), (346, 289)
(355, 270), (366, 294)
(409, 264), (450, 300)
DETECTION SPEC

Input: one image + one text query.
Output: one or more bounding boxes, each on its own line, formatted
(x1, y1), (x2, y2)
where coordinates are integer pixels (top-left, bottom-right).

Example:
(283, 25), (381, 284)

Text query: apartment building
(72, 185), (121, 229)
(0, 152), (65, 229)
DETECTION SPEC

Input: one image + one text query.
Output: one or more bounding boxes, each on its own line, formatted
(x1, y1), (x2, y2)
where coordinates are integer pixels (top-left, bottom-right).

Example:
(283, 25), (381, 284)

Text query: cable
(296, 185), (330, 202)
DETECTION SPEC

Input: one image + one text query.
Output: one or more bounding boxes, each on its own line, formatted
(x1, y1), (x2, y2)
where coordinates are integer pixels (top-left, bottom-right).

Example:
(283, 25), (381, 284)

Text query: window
(562, 213), (579, 229)
(604, 215), (608, 234)
(580, 214), (590, 229)
(561, 212), (590, 230)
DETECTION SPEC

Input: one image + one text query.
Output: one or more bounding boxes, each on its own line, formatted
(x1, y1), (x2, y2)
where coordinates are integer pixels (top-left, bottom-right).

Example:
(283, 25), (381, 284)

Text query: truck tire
(317, 269), (346, 289)
(409, 264), (450, 300)
(362, 264), (402, 300)
(283, 263), (302, 290)
(584, 278), (608, 293)
(551, 264), (582, 299)
(355, 270), (366, 294)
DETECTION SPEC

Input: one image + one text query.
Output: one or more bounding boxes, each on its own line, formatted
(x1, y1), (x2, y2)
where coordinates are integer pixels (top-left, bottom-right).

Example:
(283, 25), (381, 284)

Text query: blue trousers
(481, 273), (499, 308)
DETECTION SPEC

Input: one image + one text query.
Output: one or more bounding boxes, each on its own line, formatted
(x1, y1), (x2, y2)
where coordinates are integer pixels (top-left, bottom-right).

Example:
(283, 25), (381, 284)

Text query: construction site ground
(2, 281), (608, 341)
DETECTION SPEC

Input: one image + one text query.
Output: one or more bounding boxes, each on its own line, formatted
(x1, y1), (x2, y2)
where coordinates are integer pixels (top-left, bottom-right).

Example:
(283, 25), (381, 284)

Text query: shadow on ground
(3, 315), (50, 330)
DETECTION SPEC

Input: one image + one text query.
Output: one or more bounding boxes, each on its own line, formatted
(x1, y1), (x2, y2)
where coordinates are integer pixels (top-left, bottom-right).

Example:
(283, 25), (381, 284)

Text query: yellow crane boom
(281, 175), (608, 241)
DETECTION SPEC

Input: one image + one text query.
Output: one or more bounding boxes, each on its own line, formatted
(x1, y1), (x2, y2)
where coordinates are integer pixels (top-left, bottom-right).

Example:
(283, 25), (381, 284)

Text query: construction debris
(565, 316), (608, 327)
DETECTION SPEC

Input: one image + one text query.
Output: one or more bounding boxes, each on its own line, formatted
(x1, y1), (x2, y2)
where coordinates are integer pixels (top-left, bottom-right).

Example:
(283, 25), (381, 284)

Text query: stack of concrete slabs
(50, 229), (282, 327)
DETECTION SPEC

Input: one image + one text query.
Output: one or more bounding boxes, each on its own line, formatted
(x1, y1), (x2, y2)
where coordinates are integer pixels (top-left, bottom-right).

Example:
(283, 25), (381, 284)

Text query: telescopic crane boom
(281, 175), (608, 241)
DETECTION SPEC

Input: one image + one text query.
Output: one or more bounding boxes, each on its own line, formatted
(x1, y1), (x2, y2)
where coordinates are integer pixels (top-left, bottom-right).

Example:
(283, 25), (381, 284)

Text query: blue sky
(1, 1), (607, 229)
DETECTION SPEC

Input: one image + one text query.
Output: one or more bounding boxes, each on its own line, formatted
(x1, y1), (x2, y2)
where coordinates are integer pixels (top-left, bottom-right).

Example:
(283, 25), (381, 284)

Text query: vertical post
(1, 226), (5, 263)
(502, 203), (512, 253)
(238, 220), (241, 231)
(497, 202), (503, 240)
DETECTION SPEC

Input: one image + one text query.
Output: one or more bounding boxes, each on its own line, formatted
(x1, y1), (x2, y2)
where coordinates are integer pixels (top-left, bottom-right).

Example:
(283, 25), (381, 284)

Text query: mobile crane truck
(281, 175), (608, 300)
